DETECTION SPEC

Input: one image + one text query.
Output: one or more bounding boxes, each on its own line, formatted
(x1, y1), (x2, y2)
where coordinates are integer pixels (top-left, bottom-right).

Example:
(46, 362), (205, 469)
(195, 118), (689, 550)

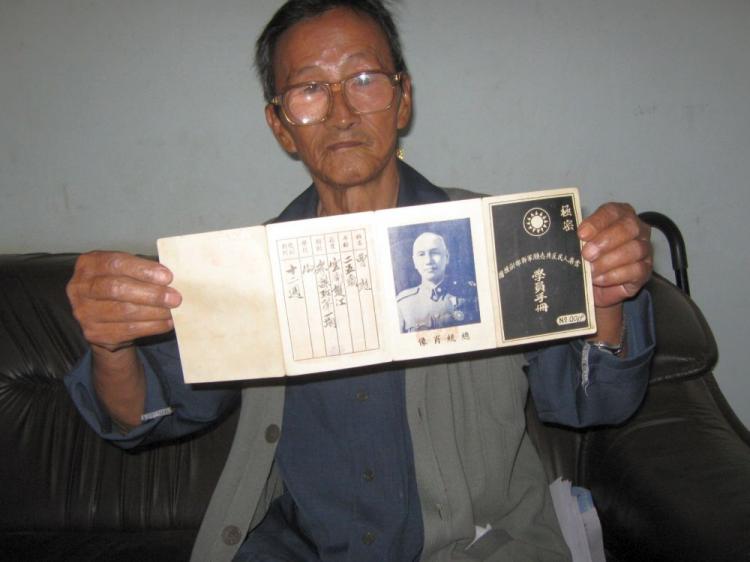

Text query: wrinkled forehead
(273, 7), (394, 85)
(413, 233), (447, 254)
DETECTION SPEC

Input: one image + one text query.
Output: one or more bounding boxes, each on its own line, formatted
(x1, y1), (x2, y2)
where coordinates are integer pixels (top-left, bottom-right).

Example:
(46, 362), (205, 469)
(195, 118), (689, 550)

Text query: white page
(157, 226), (285, 383)
(266, 212), (391, 376)
(374, 198), (497, 361)
(549, 478), (593, 562)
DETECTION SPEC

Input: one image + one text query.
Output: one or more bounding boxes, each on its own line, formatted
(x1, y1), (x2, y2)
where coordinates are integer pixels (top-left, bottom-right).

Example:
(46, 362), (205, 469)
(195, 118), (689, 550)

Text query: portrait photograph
(387, 218), (481, 333)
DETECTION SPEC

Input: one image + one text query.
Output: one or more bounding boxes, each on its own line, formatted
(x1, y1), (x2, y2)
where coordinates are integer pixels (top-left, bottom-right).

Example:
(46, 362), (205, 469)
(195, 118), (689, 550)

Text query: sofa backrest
(0, 253), (237, 533)
(0, 252), (725, 535)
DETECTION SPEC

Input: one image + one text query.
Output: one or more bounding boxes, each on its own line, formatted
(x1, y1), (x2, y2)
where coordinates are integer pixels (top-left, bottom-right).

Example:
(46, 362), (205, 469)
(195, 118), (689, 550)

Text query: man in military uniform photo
(397, 231), (480, 332)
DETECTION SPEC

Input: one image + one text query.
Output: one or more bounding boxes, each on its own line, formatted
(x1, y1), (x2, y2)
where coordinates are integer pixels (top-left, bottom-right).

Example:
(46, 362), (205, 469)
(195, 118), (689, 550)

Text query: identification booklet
(157, 188), (596, 383)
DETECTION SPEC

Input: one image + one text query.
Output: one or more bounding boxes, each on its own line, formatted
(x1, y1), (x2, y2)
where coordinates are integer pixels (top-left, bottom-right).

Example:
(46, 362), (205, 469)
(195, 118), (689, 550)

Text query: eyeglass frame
(270, 71), (404, 126)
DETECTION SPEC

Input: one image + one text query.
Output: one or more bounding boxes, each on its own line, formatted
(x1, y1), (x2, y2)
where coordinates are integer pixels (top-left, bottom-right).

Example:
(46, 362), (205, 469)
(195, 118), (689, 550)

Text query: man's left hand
(578, 202), (653, 309)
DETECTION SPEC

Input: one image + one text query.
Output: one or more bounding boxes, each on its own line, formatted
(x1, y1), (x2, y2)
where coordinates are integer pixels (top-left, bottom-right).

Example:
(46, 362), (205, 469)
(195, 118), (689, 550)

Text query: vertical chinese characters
(560, 203), (575, 233)
(278, 229), (380, 360)
(532, 268), (548, 313)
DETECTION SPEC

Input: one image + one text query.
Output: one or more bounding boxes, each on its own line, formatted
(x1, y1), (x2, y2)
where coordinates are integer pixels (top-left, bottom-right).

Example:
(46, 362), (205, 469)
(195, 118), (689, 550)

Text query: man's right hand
(67, 251), (182, 352)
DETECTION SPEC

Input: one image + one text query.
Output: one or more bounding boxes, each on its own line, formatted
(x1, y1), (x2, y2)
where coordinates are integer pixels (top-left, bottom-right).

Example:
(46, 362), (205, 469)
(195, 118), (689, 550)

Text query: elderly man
(65, 1), (654, 561)
(397, 232), (479, 332)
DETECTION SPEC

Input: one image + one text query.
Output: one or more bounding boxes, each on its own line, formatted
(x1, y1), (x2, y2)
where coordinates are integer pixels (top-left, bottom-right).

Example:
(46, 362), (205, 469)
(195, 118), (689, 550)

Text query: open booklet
(157, 188), (596, 383)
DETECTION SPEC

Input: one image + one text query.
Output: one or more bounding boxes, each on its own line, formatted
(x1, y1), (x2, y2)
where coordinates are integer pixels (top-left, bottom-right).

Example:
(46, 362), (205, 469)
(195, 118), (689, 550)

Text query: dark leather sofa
(1, 253), (749, 561)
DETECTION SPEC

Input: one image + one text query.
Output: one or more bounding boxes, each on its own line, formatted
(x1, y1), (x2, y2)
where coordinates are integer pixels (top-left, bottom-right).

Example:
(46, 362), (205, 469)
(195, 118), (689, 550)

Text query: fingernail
(150, 268), (170, 284)
(164, 290), (181, 307)
(578, 223), (593, 239)
(593, 275), (605, 284)
(582, 244), (600, 261)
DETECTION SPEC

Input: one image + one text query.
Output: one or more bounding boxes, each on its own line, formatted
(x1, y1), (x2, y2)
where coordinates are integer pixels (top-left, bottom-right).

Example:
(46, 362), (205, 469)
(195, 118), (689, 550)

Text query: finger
(77, 251), (173, 286)
(592, 285), (635, 309)
(578, 203), (635, 241)
(79, 301), (175, 324)
(591, 260), (652, 291)
(582, 213), (648, 262)
(83, 275), (181, 308)
(81, 319), (175, 349)
(589, 238), (652, 280)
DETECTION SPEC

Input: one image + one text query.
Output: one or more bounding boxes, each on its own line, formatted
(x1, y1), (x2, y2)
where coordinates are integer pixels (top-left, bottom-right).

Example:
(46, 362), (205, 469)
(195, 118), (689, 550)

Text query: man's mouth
(327, 139), (365, 151)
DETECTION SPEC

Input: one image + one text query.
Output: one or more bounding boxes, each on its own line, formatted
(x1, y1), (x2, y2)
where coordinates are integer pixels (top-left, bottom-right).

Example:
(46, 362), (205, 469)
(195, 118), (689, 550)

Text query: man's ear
(396, 74), (412, 130)
(265, 104), (298, 155)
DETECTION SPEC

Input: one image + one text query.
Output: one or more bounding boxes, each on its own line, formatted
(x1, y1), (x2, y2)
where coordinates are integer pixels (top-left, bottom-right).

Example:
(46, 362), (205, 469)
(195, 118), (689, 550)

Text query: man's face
(265, 7), (411, 191)
(412, 233), (449, 284)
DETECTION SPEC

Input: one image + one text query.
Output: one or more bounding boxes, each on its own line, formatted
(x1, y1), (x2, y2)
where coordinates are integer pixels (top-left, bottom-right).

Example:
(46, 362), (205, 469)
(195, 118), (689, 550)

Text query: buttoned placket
(262, 162), (444, 561)
(346, 372), (412, 560)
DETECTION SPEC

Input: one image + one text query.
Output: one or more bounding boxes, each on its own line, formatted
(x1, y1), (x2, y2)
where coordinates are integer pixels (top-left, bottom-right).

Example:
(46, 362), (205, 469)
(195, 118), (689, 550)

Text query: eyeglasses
(271, 71), (403, 126)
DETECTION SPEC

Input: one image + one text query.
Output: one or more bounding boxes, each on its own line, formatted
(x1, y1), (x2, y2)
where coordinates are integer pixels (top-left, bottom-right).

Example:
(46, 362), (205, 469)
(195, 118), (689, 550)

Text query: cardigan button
(265, 424), (281, 443)
(221, 525), (242, 545)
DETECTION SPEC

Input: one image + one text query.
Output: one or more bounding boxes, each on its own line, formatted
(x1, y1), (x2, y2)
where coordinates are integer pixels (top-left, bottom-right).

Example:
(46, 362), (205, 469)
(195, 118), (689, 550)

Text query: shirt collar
(273, 160), (449, 223)
(420, 279), (446, 301)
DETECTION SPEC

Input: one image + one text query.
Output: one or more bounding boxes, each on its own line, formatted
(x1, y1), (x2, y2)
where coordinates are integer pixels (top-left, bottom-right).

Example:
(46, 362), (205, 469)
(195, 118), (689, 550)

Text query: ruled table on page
(277, 228), (380, 360)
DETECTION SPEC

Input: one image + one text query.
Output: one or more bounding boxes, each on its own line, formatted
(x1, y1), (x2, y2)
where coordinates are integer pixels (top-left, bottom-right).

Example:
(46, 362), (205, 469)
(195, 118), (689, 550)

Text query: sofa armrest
(578, 277), (749, 561)
(527, 273), (750, 561)
(582, 374), (750, 561)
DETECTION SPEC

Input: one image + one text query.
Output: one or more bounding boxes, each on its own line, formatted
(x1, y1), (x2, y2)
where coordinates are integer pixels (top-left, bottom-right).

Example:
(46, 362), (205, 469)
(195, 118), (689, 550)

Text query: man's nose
(327, 85), (359, 129)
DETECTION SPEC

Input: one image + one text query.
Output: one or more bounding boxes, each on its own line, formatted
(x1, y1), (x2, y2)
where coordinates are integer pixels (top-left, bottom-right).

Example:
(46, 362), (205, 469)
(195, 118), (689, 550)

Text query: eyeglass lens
(283, 72), (395, 125)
